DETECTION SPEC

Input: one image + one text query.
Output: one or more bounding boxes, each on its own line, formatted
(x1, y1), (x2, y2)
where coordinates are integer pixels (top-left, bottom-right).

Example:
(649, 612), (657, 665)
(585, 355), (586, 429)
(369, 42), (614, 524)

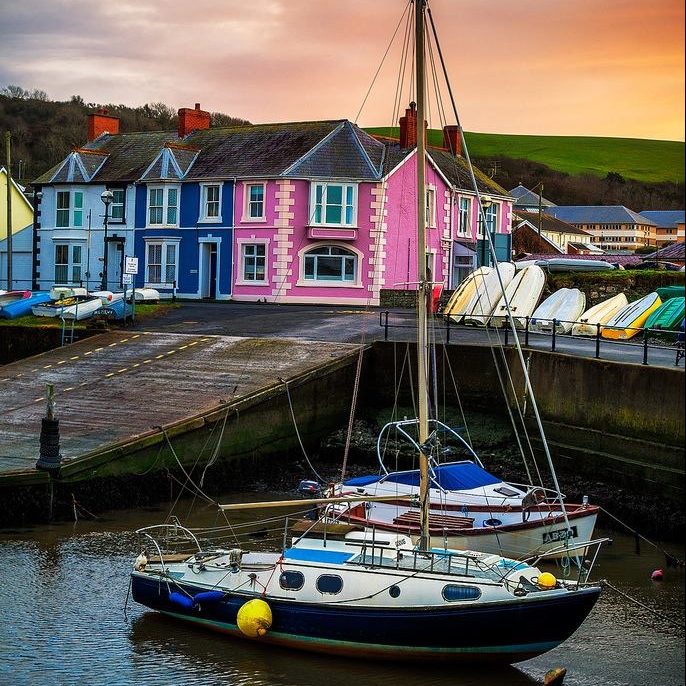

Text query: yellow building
(1, 167), (34, 290)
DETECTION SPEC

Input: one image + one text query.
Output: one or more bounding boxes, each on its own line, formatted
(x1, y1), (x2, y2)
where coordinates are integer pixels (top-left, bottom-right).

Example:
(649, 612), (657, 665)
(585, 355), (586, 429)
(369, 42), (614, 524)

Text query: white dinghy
(129, 288), (160, 303)
(462, 262), (516, 326)
(443, 267), (492, 321)
(530, 288), (586, 334)
(489, 265), (545, 328)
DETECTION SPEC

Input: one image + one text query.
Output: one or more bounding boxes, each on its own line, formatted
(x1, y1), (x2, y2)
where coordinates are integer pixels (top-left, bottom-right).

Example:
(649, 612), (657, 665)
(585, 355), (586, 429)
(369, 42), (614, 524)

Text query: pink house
(231, 107), (513, 305)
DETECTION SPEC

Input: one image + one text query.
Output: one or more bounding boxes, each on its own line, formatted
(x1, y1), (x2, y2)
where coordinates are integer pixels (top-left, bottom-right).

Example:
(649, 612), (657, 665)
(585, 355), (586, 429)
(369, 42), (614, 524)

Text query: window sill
(145, 225), (180, 230)
(295, 280), (362, 289)
(240, 216), (267, 223)
(198, 217), (223, 224)
(235, 279), (269, 287)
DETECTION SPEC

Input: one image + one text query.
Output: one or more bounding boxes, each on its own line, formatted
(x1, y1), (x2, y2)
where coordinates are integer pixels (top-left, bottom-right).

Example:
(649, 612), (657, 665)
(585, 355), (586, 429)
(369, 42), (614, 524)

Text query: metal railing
(379, 311), (685, 367)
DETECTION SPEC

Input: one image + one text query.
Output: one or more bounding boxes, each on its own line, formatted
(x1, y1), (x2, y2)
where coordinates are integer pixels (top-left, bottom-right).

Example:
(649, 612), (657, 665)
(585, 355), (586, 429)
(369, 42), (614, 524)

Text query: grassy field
(367, 127), (685, 184)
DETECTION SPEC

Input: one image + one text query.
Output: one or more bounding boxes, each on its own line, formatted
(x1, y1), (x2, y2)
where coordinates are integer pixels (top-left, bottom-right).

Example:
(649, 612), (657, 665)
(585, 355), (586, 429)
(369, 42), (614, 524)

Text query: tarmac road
(130, 300), (684, 370)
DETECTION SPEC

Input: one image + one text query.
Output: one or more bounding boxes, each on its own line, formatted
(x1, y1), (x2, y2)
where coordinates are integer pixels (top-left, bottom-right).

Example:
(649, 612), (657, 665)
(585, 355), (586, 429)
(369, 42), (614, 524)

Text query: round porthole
(389, 585), (401, 598)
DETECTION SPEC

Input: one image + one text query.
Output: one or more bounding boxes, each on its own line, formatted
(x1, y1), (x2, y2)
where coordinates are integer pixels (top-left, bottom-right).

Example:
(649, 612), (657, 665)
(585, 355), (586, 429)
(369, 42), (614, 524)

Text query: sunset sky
(1, 0), (684, 141)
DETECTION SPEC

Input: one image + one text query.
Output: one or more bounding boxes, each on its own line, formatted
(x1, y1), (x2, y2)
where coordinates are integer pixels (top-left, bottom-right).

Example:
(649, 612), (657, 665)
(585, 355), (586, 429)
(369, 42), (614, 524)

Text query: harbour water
(0, 493), (683, 686)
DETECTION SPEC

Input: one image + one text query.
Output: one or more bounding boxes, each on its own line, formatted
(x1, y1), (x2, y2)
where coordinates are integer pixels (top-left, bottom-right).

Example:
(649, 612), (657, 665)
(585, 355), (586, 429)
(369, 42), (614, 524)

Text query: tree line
(0, 86), (249, 185)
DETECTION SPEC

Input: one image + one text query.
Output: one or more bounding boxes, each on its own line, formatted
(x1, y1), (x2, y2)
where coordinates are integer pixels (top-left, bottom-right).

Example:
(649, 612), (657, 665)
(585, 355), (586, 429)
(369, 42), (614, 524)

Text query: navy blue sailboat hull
(131, 574), (600, 663)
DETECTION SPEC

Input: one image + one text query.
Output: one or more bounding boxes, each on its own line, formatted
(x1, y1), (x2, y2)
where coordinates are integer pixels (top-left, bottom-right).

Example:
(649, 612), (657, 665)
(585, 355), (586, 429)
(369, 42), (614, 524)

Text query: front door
(199, 242), (218, 298)
(107, 240), (124, 290)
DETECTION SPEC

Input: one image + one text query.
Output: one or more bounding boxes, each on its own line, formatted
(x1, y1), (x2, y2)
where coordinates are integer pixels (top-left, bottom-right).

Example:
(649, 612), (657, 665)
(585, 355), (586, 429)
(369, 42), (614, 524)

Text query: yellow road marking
(84, 351), (93, 356)
(117, 368), (128, 373)
(132, 363), (140, 368)
(64, 386), (75, 392)
(34, 397), (44, 403)
(143, 359), (152, 364)
(132, 334), (141, 339)
(166, 350), (176, 355)
(155, 354), (165, 359)
(57, 360), (66, 365)
(43, 364), (52, 369)
(94, 347), (103, 352)
(80, 382), (87, 386)
(108, 343), (117, 347)
(120, 338), (129, 342)
(105, 372), (115, 378)
(179, 345), (188, 350)
(188, 341), (198, 347)
(70, 356), (79, 360)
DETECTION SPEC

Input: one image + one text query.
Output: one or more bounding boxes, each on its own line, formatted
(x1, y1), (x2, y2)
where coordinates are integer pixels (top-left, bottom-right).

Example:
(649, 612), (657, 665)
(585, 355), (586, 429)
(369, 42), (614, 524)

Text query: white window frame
(199, 182), (223, 223)
(144, 238), (180, 287)
(458, 196), (472, 237)
(243, 182), (266, 222)
(296, 243), (362, 288)
(425, 186), (436, 227)
(236, 238), (269, 285)
(146, 185), (180, 228)
(109, 188), (126, 223)
(477, 203), (498, 239)
(55, 190), (84, 228)
(310, 182), (357, 227)
(53, 241), (84, 284)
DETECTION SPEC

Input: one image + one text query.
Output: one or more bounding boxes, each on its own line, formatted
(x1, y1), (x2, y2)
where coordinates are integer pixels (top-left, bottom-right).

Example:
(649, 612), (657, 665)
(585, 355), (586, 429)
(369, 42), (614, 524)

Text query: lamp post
(100, 189), (113, 291)
(479, 195), (493, 267)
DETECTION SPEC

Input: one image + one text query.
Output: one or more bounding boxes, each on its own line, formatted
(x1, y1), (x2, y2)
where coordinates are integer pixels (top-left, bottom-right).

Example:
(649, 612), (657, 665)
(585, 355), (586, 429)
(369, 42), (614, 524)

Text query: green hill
(368, 128), (685, 184)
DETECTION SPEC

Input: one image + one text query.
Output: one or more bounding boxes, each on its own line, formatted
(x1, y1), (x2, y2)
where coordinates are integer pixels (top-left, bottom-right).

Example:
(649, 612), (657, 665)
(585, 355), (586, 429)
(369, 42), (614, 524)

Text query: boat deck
(0, 331), (361, 474)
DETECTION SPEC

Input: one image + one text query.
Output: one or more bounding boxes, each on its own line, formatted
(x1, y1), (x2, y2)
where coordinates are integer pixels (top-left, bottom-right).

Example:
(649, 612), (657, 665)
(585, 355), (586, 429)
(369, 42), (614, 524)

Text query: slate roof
(32, 119), (505, 195)
(514, 252), (643, 267)
(643, 242), (686, 260)
(514, 210), (591, 235)
(638, 210), (685, 227)
(509, 184), (556, 208)
(545, 205), (657, 225)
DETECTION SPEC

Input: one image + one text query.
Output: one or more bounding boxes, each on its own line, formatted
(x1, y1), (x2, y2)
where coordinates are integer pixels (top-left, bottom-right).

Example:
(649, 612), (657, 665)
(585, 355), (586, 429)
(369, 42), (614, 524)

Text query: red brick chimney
(178, 103), (210, 138)
(399, 102), (428, 150)
(443, 125), (463, 156)
(87, 108), (119, 141)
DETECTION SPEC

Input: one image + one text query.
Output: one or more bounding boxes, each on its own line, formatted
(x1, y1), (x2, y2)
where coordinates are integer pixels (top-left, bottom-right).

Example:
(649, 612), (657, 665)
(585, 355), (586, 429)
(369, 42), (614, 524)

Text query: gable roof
(545, 205), (657, 225)
(638, 210), (685, 227)
(514, 210), (591, 235)
(643, 242), (686, 260)
(509, 183), (556, 208)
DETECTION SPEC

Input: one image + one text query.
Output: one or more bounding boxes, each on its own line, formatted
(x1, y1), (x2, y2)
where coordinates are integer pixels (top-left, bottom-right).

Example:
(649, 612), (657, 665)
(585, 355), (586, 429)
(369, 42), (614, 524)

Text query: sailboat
(130, 0), (603, 662)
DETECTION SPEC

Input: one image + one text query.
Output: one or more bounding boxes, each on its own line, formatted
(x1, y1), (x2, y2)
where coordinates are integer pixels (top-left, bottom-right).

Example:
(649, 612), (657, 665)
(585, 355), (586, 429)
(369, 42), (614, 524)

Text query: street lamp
(100, 189), (114, 290)
(479, 195), (493, 267)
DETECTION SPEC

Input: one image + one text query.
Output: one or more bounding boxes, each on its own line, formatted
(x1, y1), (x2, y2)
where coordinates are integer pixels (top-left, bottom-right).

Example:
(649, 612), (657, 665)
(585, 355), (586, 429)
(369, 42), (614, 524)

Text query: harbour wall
(1, 341), (683, 525)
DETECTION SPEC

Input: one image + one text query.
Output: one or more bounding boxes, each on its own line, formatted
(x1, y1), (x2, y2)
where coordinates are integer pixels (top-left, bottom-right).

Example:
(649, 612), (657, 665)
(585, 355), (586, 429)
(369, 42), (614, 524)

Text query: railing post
(525, 316), (530, 346)
(446, 315), (451, 344)
(551, 320), (557, 352)
(384, 311), (389, 341)
(642, 328), (649, 365)
(504, 321), (509, 345)
(595, 323), (601, 359)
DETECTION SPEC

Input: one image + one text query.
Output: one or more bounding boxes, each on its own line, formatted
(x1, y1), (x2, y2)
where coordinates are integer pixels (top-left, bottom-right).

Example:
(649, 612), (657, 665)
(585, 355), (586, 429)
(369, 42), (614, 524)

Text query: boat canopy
(345, 462), (502, 491)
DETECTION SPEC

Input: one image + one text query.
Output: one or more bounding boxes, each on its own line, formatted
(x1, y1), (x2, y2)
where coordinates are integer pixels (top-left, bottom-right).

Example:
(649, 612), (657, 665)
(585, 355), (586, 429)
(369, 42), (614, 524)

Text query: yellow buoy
(538, 572), (557, 589)
(236, 599), (272, 638)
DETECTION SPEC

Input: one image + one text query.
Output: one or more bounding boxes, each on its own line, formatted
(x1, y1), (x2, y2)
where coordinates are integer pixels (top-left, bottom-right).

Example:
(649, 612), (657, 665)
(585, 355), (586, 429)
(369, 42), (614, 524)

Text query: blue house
(32, 105), (234, 299)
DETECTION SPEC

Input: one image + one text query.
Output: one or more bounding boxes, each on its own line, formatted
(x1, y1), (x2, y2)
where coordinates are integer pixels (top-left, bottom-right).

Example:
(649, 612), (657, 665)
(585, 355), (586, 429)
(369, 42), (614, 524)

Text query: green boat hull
(645, 296), (685, 330)
(655, 285), (685, 302)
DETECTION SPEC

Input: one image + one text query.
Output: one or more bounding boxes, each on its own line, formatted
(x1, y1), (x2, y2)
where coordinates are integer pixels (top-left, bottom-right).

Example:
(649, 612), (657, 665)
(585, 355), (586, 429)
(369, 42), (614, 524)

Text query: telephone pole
(5, 132), (12, 290)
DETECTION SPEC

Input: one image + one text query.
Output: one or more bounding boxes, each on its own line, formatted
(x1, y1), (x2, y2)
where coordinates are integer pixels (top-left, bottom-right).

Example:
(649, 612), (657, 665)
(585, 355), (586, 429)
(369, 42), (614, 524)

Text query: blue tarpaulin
(344, 462), (500, 490)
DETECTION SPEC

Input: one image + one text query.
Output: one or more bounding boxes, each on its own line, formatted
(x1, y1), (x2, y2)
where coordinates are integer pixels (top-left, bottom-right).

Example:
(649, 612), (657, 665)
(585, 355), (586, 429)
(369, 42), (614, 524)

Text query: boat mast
(415, 0), (431, 551)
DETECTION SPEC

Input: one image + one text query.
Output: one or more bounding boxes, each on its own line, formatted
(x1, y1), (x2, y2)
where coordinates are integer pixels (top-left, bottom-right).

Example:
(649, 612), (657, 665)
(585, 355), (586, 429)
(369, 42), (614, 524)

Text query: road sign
(122, 273), (133, 285)
(125, 257), (139, 275)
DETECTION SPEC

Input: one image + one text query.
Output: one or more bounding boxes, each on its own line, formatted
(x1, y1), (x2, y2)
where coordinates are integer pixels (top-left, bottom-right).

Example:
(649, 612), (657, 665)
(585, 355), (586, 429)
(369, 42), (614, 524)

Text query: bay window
(311, 183), (356, 227)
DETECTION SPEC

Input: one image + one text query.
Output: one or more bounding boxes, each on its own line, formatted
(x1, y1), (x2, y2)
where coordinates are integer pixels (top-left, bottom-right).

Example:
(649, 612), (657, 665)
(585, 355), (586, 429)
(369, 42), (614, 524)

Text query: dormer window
(147, 185), (179, 227)
(311, 182), (356, 227)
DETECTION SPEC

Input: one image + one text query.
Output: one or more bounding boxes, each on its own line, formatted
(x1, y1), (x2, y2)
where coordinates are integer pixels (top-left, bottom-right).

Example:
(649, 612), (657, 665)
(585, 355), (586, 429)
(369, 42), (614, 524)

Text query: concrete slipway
(0, 332), (363, 489)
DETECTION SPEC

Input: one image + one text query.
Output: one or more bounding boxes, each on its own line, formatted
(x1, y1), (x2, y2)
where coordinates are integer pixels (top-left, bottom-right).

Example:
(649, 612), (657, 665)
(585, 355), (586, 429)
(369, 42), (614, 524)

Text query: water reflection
(128, 613), (538, 686)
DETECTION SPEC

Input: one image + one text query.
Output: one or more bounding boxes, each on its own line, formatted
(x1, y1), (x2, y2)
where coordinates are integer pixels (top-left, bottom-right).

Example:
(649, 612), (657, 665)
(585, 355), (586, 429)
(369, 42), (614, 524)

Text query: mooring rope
(601, 579), (685, 630)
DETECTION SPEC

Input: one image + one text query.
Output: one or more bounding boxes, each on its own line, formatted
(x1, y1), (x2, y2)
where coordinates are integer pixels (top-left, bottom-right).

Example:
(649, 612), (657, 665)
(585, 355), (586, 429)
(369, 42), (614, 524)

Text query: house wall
(134, 181), (234, 298)
(1, 169), (35, 290)
(36, 184), (136, 292)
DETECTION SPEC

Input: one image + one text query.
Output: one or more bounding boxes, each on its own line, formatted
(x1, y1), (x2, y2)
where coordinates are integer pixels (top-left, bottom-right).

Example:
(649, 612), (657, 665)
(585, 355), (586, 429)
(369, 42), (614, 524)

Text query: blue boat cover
(283, 548), (354, 564)
(344, 462), (501, 491)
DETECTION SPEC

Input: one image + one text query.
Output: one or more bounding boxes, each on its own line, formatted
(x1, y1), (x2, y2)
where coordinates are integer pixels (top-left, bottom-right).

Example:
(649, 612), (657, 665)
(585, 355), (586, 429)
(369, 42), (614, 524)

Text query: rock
(544, 667), (567, 685)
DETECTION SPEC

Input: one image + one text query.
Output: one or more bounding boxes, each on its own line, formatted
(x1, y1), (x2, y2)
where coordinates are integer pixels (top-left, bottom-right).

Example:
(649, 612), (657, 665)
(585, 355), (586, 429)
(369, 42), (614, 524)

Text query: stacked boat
(530, 288), (586, 334)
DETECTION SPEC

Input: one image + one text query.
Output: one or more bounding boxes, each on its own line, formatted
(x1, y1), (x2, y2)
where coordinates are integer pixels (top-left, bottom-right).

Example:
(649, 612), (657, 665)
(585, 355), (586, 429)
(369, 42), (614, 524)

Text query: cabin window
(200, 183), (222, 222)
(442, 585), (482, 602)
(110, 188), (125, 222)
(245, 183), (266, 220)
(311, 183), (356, 227)
(241, 243), (267, 283)
(145, 240), (179, 286)
(147, 185), (179, 227)
(56, 190), (84, 228)
(304, 246), (356, 282)
(54, 243), (82, 284)
(279, 570), (305, 591)
(316, 574), (343, 595)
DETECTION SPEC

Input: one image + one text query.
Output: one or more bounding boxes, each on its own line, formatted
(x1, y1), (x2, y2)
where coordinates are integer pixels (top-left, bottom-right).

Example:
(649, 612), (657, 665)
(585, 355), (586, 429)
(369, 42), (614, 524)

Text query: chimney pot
(195, 103), (200, 110)
(87, 110), (119, 141)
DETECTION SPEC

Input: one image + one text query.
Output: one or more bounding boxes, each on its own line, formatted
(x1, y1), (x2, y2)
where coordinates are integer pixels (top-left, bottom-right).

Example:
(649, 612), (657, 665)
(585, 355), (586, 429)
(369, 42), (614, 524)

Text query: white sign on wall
(124, 257), (139, 275)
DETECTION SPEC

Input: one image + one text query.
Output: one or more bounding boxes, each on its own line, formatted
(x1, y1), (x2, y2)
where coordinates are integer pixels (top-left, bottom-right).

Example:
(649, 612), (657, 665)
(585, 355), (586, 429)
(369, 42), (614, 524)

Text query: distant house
(642, 242), (685, 268)
(509, 184), (556, 213)
(512, 210), (600, 256)
(32, 104), (512, 303)
(544, 205), (655, 252)
(0, 166), (34, 290)
(639, 210), (685, 247)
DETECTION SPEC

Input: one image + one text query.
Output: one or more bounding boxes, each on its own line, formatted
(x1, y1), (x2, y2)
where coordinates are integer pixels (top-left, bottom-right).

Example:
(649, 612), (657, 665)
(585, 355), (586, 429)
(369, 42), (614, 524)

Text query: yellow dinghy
(572, 293), (628, 336)
(601, 292), (662, 340)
